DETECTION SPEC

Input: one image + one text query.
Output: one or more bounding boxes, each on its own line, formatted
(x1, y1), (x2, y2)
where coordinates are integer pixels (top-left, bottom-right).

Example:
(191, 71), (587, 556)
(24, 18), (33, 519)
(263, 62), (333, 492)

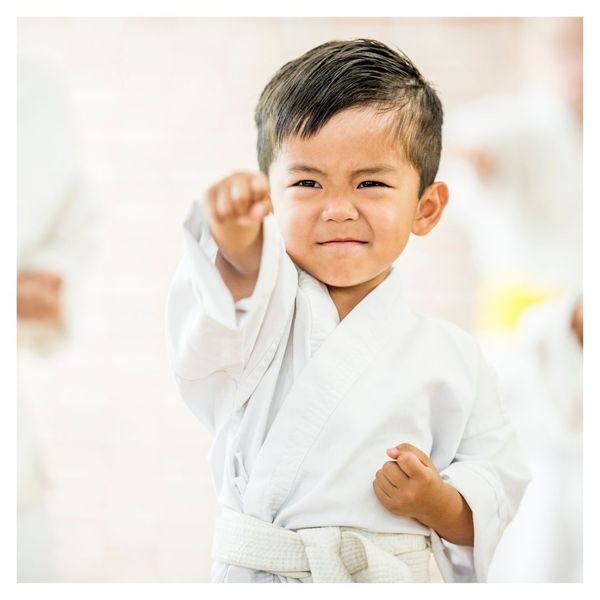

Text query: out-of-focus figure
(439, 18), (583, 582)
(17, 56), (94, 582)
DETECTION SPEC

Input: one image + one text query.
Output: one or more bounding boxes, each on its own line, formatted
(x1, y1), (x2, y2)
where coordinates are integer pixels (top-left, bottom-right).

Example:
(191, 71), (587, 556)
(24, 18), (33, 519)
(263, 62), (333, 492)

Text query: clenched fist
(204, 170), (272, 274)
(373, 443), (444, 522)
(17, 272), (62, 322)
(373, 443), (474, 546)
(203, 170), (272, 301)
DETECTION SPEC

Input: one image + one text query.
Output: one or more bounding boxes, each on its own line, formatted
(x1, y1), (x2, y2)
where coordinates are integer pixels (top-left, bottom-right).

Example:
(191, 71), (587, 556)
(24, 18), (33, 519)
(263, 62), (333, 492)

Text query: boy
(166, 39), (530, 583)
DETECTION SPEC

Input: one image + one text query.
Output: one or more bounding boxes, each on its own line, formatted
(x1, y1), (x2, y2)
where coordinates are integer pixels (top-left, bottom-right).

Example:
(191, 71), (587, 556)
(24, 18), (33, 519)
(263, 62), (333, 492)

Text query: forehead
(273, 106), (409, 172)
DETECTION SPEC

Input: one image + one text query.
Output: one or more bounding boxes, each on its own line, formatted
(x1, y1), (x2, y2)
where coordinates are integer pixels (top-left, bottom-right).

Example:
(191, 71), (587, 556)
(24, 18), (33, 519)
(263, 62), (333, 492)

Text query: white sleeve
(165, 201), (297, 431)
(432, 350), (531, 583)
(514, 292), (583, 435)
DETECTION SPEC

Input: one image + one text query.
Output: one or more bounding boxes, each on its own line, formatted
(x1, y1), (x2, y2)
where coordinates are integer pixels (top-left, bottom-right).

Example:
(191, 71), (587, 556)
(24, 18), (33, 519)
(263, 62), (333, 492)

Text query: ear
(411, 182), (449, 236)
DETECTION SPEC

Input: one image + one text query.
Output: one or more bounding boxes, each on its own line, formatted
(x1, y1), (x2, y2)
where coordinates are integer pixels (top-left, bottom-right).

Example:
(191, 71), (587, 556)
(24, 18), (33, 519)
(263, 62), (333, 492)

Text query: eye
(294, 179), (321, 188)
(358, 180), (387, 188)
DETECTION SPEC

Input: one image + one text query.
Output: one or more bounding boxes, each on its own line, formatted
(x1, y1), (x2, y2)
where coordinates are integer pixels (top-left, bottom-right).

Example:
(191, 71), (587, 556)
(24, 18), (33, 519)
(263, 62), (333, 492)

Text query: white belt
(212, 507), (432, 582)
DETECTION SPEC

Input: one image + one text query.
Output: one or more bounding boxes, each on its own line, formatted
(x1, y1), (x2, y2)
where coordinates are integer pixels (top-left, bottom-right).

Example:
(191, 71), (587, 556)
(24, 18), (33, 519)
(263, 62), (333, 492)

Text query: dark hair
(255, 38), (443, 197)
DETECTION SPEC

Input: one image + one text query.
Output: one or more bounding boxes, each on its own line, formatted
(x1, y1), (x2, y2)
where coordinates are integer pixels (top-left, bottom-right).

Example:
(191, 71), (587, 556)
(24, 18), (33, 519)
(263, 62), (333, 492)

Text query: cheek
(373, 205), (414, 240)
(366, 208), (401, 233)
(273, 204), (312, 249)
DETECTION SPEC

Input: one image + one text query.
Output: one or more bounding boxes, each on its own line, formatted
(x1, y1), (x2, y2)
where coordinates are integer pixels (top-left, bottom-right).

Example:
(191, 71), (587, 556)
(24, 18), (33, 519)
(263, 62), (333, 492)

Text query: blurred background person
(439, 18), (583, 582)
(17, 55), (94, 582)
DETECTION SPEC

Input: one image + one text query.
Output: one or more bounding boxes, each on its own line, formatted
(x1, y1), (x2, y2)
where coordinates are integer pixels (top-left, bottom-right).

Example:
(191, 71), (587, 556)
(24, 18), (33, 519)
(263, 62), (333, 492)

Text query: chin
(311, 270), (368, 288)
(292, 254), (376, 288)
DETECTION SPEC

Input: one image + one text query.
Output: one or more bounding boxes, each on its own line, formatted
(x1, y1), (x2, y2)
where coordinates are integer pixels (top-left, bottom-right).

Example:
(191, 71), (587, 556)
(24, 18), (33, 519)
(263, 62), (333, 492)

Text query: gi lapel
(243, 266), (418, 521)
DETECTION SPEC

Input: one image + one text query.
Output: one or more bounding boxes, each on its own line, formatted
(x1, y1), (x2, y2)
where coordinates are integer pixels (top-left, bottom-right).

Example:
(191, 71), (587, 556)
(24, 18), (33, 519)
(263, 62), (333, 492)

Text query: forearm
(214, 225), (263, 302)
(416, 483), (474, 547)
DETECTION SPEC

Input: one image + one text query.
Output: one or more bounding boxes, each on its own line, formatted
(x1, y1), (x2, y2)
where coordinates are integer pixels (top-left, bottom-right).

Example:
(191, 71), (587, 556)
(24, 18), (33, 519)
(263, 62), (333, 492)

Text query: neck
(327, 268), (391, 321)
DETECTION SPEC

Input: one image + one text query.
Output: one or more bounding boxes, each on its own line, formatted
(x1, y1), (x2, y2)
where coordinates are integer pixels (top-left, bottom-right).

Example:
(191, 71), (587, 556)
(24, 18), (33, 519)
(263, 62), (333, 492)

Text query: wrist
(214, 224), (263, 276)
(413, 481), (462, 529)
(418, 482), (474, 547)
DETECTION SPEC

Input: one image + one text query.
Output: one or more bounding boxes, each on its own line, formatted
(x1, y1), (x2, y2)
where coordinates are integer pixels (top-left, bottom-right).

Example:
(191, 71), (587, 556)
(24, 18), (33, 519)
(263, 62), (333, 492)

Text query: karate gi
(17, 56), (94, 581)
(165, 201), (530, 583)
(18, 56), (95, 350)
(441, 85), (582, 582)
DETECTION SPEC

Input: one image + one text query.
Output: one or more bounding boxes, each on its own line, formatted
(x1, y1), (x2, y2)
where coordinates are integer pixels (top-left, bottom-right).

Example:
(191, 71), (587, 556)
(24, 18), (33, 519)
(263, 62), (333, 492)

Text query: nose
(321, 197), (359, 222)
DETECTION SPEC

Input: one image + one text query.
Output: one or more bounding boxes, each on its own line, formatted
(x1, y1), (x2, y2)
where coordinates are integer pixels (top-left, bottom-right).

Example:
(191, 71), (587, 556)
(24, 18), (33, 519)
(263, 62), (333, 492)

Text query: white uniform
(17, 56), (94, 582)
(442, 86), (582, 582)
(441, 86), (582, 293)
(486, 295), (582, 583)
(18, 56), (95, 349)
(165, 202), (531, 583)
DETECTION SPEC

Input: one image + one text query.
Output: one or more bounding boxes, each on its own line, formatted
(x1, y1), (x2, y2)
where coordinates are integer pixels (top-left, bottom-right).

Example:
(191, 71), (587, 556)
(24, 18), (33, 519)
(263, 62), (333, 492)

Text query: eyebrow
(287, 163), (398, 177)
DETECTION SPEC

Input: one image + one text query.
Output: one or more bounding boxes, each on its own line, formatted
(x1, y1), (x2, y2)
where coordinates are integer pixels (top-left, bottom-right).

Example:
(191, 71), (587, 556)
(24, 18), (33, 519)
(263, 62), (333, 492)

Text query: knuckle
(216, 176), (230, 190)
(382, 462), (395, 475)
(405, 487), (417, 503)
(230, 194), (245, 210)
(232, 173), (249, 189)
(395, 452), (408, 465)
(215, 191), (226, 207)
(372, 481), (383, 497)
(378, 494), (391, 508)
(205, 191), (217, 210)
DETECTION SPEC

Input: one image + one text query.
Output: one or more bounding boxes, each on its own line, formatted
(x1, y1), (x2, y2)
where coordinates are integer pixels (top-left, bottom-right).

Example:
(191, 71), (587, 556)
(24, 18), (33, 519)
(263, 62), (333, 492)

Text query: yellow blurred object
(476, 277), (562, 332)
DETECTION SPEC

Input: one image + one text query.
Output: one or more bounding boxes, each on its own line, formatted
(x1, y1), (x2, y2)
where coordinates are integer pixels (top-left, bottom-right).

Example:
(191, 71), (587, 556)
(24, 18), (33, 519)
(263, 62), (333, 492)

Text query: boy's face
(268, 106), (435, 289)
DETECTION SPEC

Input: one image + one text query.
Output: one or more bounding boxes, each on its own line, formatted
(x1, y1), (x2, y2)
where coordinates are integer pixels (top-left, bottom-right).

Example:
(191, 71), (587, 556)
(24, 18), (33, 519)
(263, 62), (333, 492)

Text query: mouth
(318, 238), (368, 245)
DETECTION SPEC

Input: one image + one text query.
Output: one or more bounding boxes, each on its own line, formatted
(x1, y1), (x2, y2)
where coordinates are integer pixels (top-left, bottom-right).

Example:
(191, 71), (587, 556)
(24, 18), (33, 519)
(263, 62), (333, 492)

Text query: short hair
(254, 38), (443, 197)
